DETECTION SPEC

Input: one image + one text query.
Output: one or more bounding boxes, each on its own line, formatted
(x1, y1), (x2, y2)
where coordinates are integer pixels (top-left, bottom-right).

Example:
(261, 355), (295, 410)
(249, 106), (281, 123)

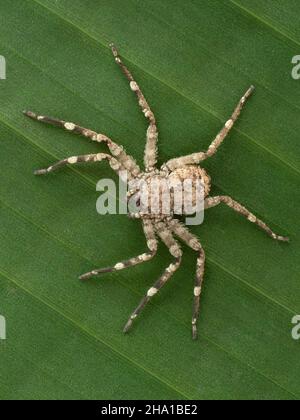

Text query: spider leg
(110, 44), (158, 171)
(155, 221), (183, 259)
(192, 248), (206, 340)
(168, 219), (203, 251)
(123, 219), (183, 334)
(123, 257), (182, 334)
(24, 111), (141, 178)
(24, 111), (100, 139)
(205, 196), (289, 242)
(34, 153), (121, 175)
(169, 219), (205, 339)
(126, 220), (186, 335)
(163, 86), (255, 171)
(79, 219), (158, 280)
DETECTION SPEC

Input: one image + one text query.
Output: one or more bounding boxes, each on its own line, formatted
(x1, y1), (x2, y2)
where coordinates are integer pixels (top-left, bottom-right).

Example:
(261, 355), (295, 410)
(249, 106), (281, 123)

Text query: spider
(25, 44), (289, 339)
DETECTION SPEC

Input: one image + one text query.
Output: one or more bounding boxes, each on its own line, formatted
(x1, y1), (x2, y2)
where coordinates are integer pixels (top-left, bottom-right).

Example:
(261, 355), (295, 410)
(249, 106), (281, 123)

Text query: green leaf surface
(0, 0), (299, 400)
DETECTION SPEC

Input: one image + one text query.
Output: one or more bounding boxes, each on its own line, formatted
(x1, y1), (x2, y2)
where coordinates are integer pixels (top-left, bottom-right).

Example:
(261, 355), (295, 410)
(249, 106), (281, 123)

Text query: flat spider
(25, 44), (289, 339)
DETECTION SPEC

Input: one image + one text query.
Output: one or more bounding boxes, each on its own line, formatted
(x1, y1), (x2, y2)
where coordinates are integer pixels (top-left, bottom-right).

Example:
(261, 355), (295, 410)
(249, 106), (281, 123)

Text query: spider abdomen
(169, 166), (211, 198)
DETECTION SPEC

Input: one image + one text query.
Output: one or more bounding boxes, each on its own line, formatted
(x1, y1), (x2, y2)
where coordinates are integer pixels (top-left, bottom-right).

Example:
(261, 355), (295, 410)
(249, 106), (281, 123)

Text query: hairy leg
(205, 196), (289, 241)
(168, 219), (203, 251)
(155, 221), (183, 258)
(192, 248), (206, 340)
(110, 44), (158, 171)
(169, 219), (206, 339)
(80, 219), (158, 280)
(163, 86), (255, 171)
(24, 111), (140, 178)
(123, 257), (182, 333)
(157, 222), (211, 336)
(34, 153), (121, 175)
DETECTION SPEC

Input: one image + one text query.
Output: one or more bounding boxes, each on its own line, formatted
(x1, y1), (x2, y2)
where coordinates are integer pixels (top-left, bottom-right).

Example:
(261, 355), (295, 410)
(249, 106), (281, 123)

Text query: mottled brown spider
(25, 44), (289, 339)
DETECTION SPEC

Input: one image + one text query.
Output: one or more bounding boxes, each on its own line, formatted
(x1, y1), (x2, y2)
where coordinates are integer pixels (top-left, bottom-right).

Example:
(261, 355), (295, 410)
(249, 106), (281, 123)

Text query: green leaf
(0, 0), (299, 400)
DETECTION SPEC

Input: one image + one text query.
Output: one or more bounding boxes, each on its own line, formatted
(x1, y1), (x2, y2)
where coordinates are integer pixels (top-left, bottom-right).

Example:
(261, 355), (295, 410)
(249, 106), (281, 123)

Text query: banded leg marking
(110, 44), (158, 171)
(34, 153), (121, 175)
(79, 251), (156, 281)
(79, 220), (158, 280)
(192, 248), (206, 340)
(155, 221), (183, 258)
(164, 86), (255, 171)
(25, 111), (141, 178)
(123, 257), (182, 334)
(205, 196), (289, 242)
(168, 219), (206, 338)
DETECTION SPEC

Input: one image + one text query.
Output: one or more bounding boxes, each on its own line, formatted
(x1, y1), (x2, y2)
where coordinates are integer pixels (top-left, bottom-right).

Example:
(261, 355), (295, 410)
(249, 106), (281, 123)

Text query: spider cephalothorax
(127, 165), (211, 220)
(26, 44), (289, 339)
